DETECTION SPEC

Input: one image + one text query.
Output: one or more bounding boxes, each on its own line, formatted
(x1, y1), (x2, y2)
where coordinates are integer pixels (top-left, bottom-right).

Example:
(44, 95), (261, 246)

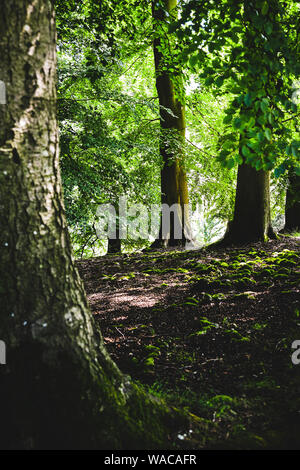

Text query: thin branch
(57, 95), (158, 107)
(282, 111), (300, 123)
(119, 52), (146, 76)
(185, 136), (214, 158)
(187, 101), (221, 137)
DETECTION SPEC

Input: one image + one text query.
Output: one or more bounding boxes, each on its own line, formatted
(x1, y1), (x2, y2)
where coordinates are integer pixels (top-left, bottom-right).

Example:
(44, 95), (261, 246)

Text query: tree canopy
(53, 0), (300, 255)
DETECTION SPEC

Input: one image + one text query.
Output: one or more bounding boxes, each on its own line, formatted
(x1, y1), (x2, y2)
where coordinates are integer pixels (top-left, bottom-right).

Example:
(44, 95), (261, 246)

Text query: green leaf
(265, 23), (273, 35)
(262, 1), (269, 15)
(255, 160), (263, 170)
(225, 106), (236, 115)
(267, 113), (274, 125)
(264, 128), (272, 141)
(237, 154), (243, 164)
(260, 100), (268, 113)
(233, 117), (242, 129)
(241, 145), (251, 158)
(257, 132), (265, 142)
(205, 76), (214, 86)
(227, 158), (236, 170)
(144, 357), (154, 367)
(223, 114), (233, 125)
(218, 149), (230, 161)
(264, 161), (274, 170)
(258, 115), (267, 126)
(285, 144), (292, 156)
(189, 54), (198, 68)
(216, 76), (224, 87)
(244, 93), (252, 107)
(247, 117), (256, 128)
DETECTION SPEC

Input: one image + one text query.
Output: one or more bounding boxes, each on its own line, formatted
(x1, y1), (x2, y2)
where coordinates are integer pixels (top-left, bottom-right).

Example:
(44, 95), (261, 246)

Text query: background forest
(56, 0), (299, 257)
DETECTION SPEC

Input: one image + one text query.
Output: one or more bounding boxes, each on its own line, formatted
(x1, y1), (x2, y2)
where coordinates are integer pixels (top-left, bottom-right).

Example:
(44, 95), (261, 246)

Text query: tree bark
(151, 0), (193, 249)
(221, 161), (275, 244)
(0, 0), (189, 449)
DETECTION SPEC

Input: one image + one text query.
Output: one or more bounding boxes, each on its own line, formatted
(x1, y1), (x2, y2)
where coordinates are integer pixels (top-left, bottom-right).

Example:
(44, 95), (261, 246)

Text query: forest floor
(76, 235), (300, 450)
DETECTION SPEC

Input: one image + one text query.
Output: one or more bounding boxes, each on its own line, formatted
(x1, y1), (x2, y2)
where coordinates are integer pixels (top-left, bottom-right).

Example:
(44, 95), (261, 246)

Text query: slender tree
(283, 170), (300, 232)
(0, 0), (191, 449)
(107, 236), (122, 253)
(107, 203), (122, 253)
(151, 0), (193, 248)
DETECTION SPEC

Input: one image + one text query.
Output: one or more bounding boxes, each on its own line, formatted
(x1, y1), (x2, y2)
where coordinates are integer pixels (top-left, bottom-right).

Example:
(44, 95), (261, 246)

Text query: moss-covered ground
(77, 235), (300, 449)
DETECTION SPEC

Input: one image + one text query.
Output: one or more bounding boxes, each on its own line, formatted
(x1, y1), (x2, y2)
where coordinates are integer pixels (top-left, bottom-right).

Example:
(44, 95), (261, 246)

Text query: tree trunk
(221, 161), (275, 245)
(107, 205), (122, 253)
(217, 1), (276, 246)
(151, 0), (193, 249)
(107, 237), (122, 253)
(0, 0), (189, 449)
(283, 171), (300, 232)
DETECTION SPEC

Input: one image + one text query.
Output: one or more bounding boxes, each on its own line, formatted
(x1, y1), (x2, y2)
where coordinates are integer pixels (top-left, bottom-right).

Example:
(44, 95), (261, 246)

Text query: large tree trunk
(283, 170), (300, 232)
(217, 1), (276, 246)
(0, 0), (188, 449)
(151, 0), (193, 249)
(221, 161), (275, 245)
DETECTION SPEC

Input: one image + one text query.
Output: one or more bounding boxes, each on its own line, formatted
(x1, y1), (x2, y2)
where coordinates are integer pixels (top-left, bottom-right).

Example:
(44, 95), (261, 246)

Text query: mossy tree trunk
(151, 0), (193, 248)
(222, 159), (275, 244)
(283, 170), (300, 232)
(0, 0), (188, 449)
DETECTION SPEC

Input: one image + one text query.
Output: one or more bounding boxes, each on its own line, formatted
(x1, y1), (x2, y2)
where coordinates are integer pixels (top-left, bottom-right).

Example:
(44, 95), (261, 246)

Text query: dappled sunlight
(89, 288), (165, 313)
